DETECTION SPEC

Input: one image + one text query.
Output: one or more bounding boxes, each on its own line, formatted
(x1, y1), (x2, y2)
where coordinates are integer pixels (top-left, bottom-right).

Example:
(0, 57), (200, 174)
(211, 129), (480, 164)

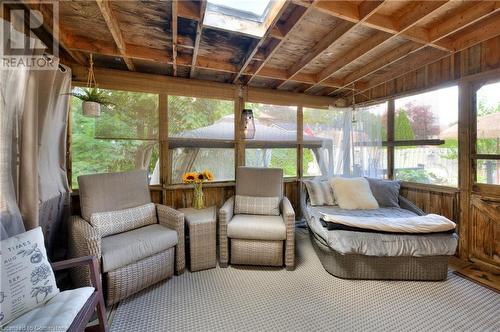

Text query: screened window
(168, 96), (234, 183)
(303, 107), (335, 177)
(394, 86), (458, 186)
(71, 89), (159, 189)
(244, 103), (297, 177)
(475, 81), (500, 185)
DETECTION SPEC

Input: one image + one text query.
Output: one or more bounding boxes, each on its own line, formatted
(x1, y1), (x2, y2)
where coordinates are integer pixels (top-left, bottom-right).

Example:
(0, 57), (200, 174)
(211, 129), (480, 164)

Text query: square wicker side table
(179, 206), (217, 272)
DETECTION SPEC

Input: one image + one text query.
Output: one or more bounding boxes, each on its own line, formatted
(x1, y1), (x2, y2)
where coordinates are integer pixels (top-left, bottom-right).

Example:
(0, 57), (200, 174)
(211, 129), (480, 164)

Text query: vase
(193, 183), (205, 209)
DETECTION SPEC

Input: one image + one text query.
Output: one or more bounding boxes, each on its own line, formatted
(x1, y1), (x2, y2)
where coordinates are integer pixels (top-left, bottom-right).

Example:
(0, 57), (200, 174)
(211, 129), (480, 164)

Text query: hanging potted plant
(70, 87), (114, 117)
(67, 53), (114, 117)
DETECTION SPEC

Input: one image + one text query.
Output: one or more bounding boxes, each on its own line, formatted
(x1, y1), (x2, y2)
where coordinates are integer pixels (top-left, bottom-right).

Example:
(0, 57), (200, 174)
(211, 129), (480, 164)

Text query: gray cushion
(227, 215), (286, 240)
(365, 177), (401, 208)
(101, 224), (178, 272)
(90, 203), (157, 237)
(303, 180), (335, 206)
(236, 167), (283, 198)
(78, 170), (151, 221)
(234, 195), (280, 216)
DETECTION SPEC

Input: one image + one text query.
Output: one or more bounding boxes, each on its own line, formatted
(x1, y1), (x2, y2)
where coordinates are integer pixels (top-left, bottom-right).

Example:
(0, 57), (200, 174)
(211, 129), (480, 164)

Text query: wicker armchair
(219, 167), (295, 270)
(69, 170), (184, 306)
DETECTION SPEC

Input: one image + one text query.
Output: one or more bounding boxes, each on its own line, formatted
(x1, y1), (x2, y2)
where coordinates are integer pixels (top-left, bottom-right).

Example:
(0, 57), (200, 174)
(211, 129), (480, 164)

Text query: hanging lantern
(241, 109), (255, 139)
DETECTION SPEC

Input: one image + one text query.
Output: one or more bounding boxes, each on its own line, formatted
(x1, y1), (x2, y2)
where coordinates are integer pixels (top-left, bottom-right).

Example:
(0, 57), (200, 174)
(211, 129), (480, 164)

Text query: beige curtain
(18, 65), (72, 259)
(0, 18), (72, 260)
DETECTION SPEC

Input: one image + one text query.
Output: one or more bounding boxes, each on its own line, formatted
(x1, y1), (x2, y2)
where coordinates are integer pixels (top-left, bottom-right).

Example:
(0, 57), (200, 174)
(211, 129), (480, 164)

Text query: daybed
(301, 181), (458, 281)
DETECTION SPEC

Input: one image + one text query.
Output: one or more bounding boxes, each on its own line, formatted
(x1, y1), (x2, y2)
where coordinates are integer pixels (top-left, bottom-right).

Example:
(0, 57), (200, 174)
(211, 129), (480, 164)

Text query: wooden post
(387, 99), (395, 180)
(159, 94), (169, 188)
(457, 81), (472, 260)
(297, 105), (303, 218)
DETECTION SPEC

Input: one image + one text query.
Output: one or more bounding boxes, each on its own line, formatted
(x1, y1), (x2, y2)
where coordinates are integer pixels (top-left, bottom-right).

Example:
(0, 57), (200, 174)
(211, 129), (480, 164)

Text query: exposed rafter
(65, 34), (343, 87)
(328, 2), (500, 96)
(303, 0), (454, 93)
(190, 0), (207, 78)
(95, 0), (135, 71)
(232, 0), (289, 84)
(313, 0), (452, 52)
(355, 11), (500, 96)
(246, 2), (312, 84)
(171, 0), (178, 76)
(276, 0), (385, 89)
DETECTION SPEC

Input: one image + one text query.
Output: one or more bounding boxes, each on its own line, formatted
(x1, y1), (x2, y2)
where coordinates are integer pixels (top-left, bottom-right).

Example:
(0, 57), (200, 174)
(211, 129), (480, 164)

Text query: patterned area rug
(111, 230), (500, 331)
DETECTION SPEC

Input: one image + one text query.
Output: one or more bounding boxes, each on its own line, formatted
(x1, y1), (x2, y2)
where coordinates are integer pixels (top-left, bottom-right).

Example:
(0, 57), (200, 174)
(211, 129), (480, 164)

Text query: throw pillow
(1, 227), (60, 327)
(303, 180), (336, 206)
(329, 177), (379, 210)
(90, 203), (157, 237)
(234, 195), (280, 216)
(366, 177), (401, 208)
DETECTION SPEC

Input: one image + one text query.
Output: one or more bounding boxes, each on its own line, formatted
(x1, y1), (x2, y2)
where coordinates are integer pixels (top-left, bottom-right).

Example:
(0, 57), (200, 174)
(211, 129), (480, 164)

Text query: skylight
(204, 0), (283, 38)
(207, 0), (273, 21)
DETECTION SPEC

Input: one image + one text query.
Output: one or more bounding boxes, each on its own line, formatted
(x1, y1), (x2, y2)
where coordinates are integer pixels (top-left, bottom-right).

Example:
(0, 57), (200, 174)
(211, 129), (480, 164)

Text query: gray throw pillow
(365, 178), (401, 208)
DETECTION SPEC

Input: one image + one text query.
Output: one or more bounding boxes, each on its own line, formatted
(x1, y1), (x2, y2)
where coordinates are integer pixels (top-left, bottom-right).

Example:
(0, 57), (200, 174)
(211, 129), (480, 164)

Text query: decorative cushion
(366, 177), (401, 208)
(90, 203), (157, 237)
(234, 195), (280, 216)
(101, 224), (178, 272)
(329, 177), (379, 210)
(303, 180), (336, 206)
(227, 215), (286, 240)
(1, 227), (60, 327)
(4, 287), (94, 331)
(78, 170), (151, 221)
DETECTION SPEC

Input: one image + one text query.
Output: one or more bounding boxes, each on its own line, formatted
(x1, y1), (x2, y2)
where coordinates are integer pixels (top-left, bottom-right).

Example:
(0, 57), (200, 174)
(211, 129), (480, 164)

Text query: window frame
(471, 78), (500, 187)
(388, 86), (459, 187)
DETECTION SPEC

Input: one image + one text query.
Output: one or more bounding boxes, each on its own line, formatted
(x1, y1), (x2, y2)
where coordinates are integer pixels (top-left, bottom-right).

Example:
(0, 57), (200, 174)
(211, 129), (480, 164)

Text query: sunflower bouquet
(182, 170), (214, 209)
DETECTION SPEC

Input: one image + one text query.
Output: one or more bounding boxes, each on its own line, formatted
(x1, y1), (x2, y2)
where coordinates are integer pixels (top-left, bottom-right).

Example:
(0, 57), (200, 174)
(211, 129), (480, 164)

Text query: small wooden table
(179, 206), (217, 272)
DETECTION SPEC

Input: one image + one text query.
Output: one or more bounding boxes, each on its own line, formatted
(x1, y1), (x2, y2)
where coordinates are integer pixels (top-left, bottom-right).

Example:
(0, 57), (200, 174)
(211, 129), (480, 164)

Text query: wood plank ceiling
(26, 0), (500, 97)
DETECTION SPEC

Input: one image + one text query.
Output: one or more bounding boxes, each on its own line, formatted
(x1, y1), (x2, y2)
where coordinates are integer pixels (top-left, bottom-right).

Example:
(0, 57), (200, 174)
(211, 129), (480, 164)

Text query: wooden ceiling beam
(303, 1), (452, 94)
(278, 0), (385, 90)
(246, 3), (312, 84)
(171, 0), (178, 76)
(18, 1), (87, 65)
(439, 10), (500, 51)
(190, 0), (207, 78)
(95, 0), (134, 71)
(356, 13), (500, 96)
(232, 0), (288, 84)
(314, 0), (452, 52)
(328, 3), (500, 96)
(66, 34), (342, 88)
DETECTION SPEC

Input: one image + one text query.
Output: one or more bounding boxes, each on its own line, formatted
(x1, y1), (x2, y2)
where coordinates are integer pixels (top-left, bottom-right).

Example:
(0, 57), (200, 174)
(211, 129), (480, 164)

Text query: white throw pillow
(329, 177), (379, 210)
(90, 203), (157, 237)
(1, 227), (60, 327)
(234, 195), (280, 216)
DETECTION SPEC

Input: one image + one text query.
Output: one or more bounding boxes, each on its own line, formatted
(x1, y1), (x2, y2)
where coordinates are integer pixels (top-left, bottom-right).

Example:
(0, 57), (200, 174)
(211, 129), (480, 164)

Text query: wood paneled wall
(162, 181), (300, 213)
(400, 183), (459, 222)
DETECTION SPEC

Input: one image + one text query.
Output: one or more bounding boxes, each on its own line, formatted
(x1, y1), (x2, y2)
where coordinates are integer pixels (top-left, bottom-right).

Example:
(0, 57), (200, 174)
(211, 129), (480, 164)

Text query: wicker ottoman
(179, 206), (217, 272)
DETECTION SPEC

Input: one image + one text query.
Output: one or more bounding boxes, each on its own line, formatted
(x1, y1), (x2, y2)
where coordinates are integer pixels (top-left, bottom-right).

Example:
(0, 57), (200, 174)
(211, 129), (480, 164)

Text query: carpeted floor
(110, 230), (500, 331)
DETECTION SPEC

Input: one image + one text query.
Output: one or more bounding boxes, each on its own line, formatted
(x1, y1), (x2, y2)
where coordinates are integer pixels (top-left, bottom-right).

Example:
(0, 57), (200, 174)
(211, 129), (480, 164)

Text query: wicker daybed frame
(302, 182), (453, 281)
(309, 231), (450, 281)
